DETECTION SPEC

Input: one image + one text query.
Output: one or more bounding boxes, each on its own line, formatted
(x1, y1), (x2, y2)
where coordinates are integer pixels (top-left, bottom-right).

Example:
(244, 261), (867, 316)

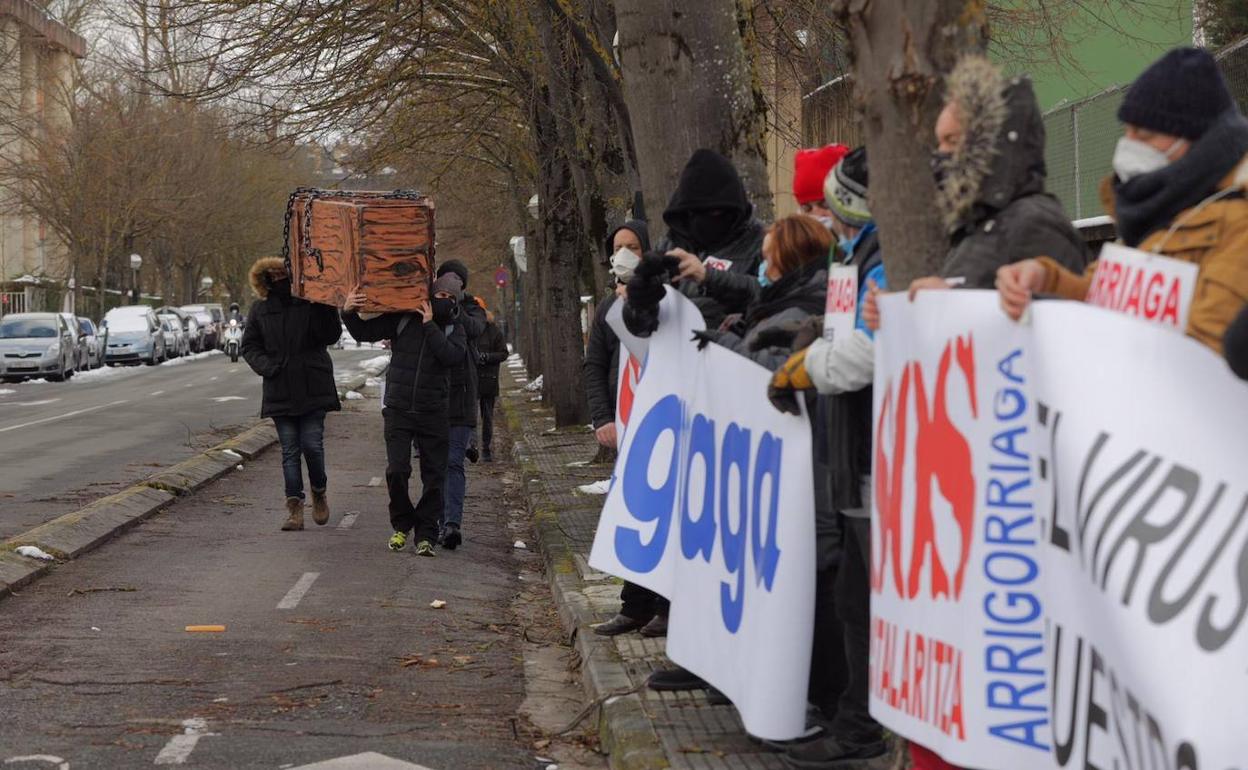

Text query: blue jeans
(443, 425), (472, 528)
(273, 411), (327, 500)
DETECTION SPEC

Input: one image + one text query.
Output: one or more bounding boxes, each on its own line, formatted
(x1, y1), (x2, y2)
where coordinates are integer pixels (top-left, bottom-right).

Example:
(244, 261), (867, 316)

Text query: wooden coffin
(286, 190), (436, 312)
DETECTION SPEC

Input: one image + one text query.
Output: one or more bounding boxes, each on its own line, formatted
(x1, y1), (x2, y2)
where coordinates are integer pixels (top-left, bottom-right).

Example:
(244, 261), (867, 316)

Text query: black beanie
(437, 259), (470, 289)
(1118, 47), (1234, 140)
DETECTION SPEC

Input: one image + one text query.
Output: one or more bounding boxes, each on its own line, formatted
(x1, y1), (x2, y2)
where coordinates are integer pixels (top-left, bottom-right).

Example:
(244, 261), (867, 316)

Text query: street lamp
(200, 276), (214, 298)
(129, 253), (142, 304)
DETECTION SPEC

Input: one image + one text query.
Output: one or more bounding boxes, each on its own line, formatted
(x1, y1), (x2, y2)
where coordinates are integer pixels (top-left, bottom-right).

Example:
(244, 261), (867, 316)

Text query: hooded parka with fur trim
(937, 58), (1089, 288)
(241, 257), (343, 418)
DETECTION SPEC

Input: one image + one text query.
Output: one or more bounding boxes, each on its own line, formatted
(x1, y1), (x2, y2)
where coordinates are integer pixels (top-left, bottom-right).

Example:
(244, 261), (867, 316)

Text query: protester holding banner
(997, 47), (1248, 354)
(766, 149), (891, 769)
(585, 221), (674, 638)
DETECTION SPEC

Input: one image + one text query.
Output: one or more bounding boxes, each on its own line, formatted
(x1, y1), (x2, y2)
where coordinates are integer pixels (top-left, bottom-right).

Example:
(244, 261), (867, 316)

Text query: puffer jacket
(657, 149), (765, 328)
(1037, 114), (1248, 355)
(584, 293), (622, 429)
(475, 320), (509, 399)
(342, 309), (464, 414)
(937, 58), (1089, 288)
(241, 257), (342, 419)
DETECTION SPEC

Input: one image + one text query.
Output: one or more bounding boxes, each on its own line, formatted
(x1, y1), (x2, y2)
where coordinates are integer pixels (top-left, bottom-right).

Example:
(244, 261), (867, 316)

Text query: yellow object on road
(185, 625), (226, 633)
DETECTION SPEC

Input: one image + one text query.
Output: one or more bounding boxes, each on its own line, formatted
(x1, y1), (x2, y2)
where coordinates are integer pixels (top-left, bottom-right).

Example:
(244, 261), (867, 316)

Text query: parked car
(181, 304), (224, 349)
(77, 317), (107, 369)
(158, 314), (188, 358)
(103, 306), (167, 366)
(185, 309), (215, 349)
(58, 312), (91, 372)
(0, 312), (78, 382)
(184, 315), (203, 353)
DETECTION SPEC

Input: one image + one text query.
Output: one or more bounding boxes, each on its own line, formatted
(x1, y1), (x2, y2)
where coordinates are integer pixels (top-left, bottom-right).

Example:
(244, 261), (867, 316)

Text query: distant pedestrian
(474, 310), (509, 462)
(241, 257), (342, 532)
(341, 275), (466, 556)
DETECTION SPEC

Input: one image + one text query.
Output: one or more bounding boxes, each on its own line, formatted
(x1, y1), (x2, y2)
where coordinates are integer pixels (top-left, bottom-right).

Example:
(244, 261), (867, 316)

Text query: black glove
(691, 329), (720, 351)
(749, 321), (802, 352)
(623, 254), (679, 338)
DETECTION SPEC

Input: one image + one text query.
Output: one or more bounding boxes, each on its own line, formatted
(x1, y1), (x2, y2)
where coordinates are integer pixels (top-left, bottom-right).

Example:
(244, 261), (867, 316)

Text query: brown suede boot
(281, 497), (305, 531)
(311, 488), (330, 526)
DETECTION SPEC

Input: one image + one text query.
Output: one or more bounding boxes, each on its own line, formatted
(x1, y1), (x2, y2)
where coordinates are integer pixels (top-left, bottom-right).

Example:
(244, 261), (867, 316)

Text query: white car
(77, 317), (107, 369)
(158, 314), (189, 358)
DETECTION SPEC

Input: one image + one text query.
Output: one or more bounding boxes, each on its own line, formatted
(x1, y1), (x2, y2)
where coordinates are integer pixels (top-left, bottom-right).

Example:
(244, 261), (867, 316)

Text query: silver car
(77, 317), (107, 369)
(158, 315), (188, 358)
(0, 312), (78, 382)
(103, 306), (167, 366)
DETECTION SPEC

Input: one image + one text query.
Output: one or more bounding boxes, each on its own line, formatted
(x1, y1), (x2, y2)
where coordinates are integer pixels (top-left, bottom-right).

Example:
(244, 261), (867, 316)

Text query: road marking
(211, 396), (247, 403)
(228, 368), (239, 374)
(150, 390), (165, 396)
(337, 512), (359, 530)
(183, 383), (194, 388)
(209, 377), (219, 382)
(277, 572), (320, 610)
(289, 753), (433, 769)
(368, 476), (382, 487)
(153, 718), (215, 765)
(0, 400), (129, 434)
(0, 399), (60, 407)
(4, 757), (69, 769)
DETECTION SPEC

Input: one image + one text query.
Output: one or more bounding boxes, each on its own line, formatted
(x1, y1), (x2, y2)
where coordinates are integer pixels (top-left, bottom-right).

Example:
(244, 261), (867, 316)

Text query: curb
(0, 369), (379, 603)
(506, 406), (670, 770)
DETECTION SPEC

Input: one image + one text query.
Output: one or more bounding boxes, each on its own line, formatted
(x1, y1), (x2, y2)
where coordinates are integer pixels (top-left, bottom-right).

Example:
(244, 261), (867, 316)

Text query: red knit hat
(793, 144), (849, 205)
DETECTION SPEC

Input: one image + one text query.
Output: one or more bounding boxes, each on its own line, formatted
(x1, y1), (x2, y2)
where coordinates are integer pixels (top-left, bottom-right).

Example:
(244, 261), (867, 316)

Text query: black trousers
(829, 515), (883, 742)
(619, 581), (668, 620)
(383, 406), (448, 543)
(809, 563), (849, 718)
(479, 396), (497, 452)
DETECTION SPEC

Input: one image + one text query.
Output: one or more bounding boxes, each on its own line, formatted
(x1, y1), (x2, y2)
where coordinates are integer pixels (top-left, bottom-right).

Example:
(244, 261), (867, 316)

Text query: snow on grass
(523, 375), (544, 392)
(345, 391), (364, 400)
(576, 480), (611, 495)
(16, 545), (55, 561)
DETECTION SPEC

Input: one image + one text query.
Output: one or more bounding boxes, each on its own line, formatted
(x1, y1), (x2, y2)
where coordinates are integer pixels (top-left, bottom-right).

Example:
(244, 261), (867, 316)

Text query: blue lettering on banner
(981, 348), (1050, 752)
(616, 392), (784, 633)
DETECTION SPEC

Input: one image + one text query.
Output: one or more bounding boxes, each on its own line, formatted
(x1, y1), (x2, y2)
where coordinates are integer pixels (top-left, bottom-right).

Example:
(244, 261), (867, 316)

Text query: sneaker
(782, 734), (888, 768)
(415, 540), (437, 557)
(646, 666), (706, 691)
(593, 613), (651, 636)
(441, 524), (462, 551)
(466, 445), (480, 463)
(388, 531), (408, 551)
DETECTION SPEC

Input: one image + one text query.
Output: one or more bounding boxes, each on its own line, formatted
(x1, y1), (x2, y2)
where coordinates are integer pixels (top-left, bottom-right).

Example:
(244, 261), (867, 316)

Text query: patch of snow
(345, 391), (364, 400)
(15, 545), (55, 561)
(221, 449), (242, 459)
(365, 377), (383, 387)
(0, 388), (14, 395)
(513, 540), (528, 550)
(359, 354), (391, 375)
(162, 350), (223, 367)
(523, 375), (543, 392)
(576, 480), (611, 495)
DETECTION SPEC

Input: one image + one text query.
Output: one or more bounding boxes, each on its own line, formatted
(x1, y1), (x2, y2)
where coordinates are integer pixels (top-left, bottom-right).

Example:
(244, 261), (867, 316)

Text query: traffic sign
(494, 267), (510, 289)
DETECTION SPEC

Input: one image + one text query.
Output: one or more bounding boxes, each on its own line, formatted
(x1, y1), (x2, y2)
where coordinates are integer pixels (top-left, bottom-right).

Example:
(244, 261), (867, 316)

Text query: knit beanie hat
(432, 272), (463, 300)
(1118, 47), (1234, 140)
(824, 146), (870, 228)
(793, 144), (849, 206)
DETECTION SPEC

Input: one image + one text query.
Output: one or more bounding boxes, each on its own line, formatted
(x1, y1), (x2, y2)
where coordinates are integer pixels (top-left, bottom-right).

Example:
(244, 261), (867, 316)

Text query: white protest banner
(1083, 243), (1198, 332)
(823, 264), (858, 342)
(871, 291), (1049, 769)
(1030, 300), (1248, 770)
(594, 289), (817, 740)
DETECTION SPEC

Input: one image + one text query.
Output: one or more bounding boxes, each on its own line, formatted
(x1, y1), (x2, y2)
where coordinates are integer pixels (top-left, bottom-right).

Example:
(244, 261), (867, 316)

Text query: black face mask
(432, 297), (459, 324)
(930, 151), (954, 190)
(687, 210), (735, 251)
(270, 278), (292, 297)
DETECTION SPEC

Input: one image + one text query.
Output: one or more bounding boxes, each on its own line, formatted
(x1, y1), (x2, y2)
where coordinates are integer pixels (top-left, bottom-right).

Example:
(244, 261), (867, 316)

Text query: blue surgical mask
(838, 236), (854, 256)
(757, 261), (772, 288)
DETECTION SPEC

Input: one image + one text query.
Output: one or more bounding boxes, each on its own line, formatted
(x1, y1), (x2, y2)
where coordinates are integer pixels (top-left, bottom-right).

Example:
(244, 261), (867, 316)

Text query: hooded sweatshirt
(436, 259), (487, 426)
(657, 149), (765, 328)
(937, 58), (1089, 288)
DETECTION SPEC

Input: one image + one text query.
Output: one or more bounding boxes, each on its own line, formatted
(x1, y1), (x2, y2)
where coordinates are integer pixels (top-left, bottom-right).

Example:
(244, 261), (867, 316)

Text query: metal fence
(1044, 34), (1248, 220)
(0, 291), (28, 315)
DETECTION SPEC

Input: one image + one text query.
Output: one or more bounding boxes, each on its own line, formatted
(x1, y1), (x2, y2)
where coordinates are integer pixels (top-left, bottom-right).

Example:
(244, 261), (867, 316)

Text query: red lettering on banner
(872, 618), (966, 741)
(1143, 272), (1164, 318)
(1122, 268), (1145, 315)
(826, 277), (856, 314)
(1086, 253), (1191, 329)
(1161, 280), (1181, 326)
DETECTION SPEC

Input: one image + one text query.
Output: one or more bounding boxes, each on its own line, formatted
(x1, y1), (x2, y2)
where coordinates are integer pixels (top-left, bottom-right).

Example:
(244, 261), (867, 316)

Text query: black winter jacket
(475, 321), (509, 399)
(342, 311), (464, 414)
(584, 294), (621, 429)
(242, 294), (343, 419)
(939, 73), (1089, 287)
(447, 296), (486, 427)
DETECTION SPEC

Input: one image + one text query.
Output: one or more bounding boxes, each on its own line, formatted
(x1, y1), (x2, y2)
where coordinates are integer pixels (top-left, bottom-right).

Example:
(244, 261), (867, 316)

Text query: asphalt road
(0, 395), (600, 769)
(0, 348), (387, 541)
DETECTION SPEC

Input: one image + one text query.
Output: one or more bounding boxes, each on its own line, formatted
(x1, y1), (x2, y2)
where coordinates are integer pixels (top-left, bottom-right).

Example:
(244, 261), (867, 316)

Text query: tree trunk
(614, 0), (773, 240)
(836, 0), (987, 287)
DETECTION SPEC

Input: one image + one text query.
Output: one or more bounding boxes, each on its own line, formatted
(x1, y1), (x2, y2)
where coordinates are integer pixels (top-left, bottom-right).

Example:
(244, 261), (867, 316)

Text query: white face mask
(610, 246), (641, 282)
(1112, 136), (1187, 183)
(814, 215), (836, 231)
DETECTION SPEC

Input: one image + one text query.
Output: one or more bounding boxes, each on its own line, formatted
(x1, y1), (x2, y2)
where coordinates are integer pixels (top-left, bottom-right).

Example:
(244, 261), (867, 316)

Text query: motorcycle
(224, 319), (243, 363)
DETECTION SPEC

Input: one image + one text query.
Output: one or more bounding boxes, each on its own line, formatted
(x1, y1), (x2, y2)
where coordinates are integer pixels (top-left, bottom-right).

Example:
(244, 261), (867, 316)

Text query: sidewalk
(500, 362), (793, 770)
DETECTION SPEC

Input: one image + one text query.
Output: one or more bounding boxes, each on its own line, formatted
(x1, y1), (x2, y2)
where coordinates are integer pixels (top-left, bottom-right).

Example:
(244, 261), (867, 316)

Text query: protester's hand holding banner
(592, 288), (817, 741)
(874, 289), (1248, 770)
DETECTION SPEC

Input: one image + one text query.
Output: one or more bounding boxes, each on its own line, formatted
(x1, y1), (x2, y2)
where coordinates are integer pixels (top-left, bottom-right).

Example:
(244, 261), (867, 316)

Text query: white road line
(211, 396), (247, 403)
(0, 400), (129, 434)
(154, 718), (215, 765)
(150, 390), (165, 396)
(0, 399), (61, 407)
(277, 572), (320, 610)
(183, 383), (194, 388)
(209, 377), (219, 382)
(337, 512), (359, 530)
(228, 368), (239, 374)
(368, 476), (382, 487)
(5, 757), (69, 769)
